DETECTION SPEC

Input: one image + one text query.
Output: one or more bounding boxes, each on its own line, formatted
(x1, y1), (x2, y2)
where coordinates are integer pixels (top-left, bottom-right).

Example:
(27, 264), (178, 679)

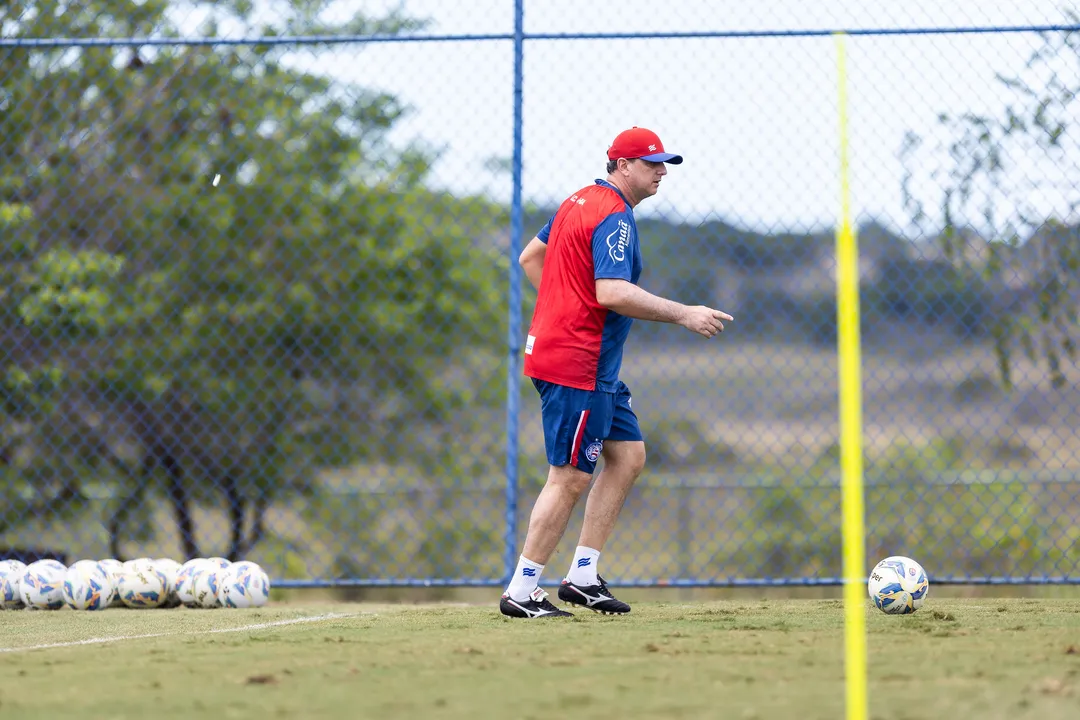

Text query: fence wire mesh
(1, 1), (1079, 587)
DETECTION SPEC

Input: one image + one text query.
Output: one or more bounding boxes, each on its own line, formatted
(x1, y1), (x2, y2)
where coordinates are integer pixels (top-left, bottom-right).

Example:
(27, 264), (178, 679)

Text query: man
(500, 127), (734, 619)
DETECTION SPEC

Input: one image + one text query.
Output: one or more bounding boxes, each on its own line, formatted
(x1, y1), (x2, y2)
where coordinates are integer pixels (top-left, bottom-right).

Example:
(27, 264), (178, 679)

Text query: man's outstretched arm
(595, 278), (733, 338)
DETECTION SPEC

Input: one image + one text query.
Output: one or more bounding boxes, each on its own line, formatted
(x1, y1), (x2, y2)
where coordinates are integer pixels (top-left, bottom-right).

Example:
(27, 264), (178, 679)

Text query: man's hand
(593, 279), (733, 337)
(679, 306), (733, 338)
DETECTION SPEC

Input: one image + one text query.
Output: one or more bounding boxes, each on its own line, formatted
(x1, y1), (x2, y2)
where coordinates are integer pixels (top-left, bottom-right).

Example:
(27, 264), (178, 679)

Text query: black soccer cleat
(558, 576), (631, 615)
(500, 587), (574, 619)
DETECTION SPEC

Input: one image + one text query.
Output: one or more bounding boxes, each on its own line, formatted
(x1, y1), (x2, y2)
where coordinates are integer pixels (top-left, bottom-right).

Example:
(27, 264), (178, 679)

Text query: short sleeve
(537, 212), (557, 243)
(591, 212), (636, 281)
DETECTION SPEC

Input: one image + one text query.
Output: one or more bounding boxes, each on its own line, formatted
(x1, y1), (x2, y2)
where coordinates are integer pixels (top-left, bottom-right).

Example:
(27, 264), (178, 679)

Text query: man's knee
(604, 440), (646, 477)
(627, 443), (647, 476)
(547, 464), (594, 495)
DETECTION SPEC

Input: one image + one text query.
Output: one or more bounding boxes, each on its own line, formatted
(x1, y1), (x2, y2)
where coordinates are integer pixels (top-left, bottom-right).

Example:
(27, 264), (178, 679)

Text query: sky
(184, 1), (1079, 236)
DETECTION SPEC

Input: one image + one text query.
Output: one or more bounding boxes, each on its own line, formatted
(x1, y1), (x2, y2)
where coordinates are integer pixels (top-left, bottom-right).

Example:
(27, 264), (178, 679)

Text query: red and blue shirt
(524, 179), (642, 392)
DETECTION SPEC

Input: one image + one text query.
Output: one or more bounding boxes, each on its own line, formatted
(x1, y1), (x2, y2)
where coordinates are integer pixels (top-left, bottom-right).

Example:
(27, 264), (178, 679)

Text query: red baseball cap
(607, 127), (683, 165)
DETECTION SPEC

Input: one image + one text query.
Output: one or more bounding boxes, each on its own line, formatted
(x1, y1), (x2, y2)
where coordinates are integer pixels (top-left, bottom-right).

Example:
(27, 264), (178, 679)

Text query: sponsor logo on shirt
(606, 219), (630, 264)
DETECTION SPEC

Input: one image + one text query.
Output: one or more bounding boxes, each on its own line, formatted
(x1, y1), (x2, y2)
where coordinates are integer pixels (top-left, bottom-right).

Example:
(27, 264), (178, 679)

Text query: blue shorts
(532, 379), (643, 474)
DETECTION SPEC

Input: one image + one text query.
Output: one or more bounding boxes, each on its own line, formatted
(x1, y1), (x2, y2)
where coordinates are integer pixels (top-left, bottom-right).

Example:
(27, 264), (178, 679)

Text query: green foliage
(0, 2), (506, 553)
(644, 417), (737, 468)
(989, 437), (1037, 465)
(952, 373), (1002, 403)
(1, 364), (66, 417)
(716, 434), (1059, 580)
(872, 256), (990, 337)
(713, 429), (1070, 580)
(868, 481), (1053, 577)
(874, 435), (967, 483)
(717, 478), (1063, 580)
(901, 17), (1080, 388)
(305, 486), (502, 589)
(724, 487), (841, 578)
(0, 202), (33, 229)
(17, 248), (125, 334)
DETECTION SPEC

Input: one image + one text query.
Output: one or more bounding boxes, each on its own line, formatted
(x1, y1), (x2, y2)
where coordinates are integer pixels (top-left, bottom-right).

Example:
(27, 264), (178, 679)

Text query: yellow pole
(833, 31), (867, 720)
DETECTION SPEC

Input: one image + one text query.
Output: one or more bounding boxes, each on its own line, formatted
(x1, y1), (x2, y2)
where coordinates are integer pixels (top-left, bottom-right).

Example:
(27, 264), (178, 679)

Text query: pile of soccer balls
(867, 555), (929, 614)
(0, 556), (270, 611)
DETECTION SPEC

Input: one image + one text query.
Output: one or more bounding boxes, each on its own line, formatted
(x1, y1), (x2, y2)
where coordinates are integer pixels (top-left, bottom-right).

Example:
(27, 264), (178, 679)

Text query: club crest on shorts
(585, 441), (603, 462)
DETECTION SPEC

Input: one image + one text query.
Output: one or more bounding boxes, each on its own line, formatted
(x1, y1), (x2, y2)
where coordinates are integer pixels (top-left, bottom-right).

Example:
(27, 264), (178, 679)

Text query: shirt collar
(594, 179), (632, 208)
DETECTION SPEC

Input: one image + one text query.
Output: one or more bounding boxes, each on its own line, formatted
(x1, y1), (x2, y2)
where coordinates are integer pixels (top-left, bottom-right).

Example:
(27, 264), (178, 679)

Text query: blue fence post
(503, 0), (526, 587)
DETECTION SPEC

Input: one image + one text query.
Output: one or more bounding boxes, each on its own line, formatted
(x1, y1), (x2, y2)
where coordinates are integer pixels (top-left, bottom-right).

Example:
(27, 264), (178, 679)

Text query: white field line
(0, 612), (361, 654)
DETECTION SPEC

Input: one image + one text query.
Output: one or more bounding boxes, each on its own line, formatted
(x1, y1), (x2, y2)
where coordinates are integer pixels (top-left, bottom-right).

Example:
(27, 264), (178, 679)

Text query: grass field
(3, 598), (1080, 720)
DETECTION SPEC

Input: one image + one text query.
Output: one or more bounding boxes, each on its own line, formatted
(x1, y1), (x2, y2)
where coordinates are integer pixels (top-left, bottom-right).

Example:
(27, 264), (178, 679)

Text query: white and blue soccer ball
(20, 559), (68, 610)
(98, 559), (124, 607)
(218, 561), (270, 608)
(117, 559), (168, 609)
(176, 559), (213, 607)
(63, 560), (113, 611)
(1, 559), (28, 610)
(154, 558), (182, 608)
(190, 563), (228, 608)
(868, 555), (929, 615)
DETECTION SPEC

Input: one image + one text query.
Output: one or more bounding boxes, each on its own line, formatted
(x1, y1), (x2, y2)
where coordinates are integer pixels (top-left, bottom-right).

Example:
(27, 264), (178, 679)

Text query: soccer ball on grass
(218, 561), (271, 608)
(117, 559), (168, 608)
(190, 564), (229, 608)
(20, 559), (68, 610)
(175, 559), (209, 607)
(154, 558), (183, 608)
(868, 555), (928, 615)
(1, 559), (28, 610)
(98, 559), (124, 608)
(63, 560), (113, 611)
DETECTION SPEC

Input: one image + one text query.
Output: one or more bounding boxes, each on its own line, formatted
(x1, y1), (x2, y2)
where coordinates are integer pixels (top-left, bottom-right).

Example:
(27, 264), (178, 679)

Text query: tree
(901, 17), (1080, 387)
(0, 2), (507, 563)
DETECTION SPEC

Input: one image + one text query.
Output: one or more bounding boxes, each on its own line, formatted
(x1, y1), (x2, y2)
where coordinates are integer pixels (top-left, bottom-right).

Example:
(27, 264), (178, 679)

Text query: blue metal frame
(5, 24), (1080, 47)
(273, 575), (1080, 588)
(503, 0), (526, 589)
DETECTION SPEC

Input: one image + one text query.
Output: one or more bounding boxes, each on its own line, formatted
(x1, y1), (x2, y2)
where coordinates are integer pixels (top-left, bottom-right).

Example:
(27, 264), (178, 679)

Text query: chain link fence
(2, 1), (1079, 587)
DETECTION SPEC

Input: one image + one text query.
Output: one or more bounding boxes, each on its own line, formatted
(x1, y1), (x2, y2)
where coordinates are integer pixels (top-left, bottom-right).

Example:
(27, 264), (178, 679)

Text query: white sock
(505, 555), (545, 602)
(566, 545), (601, 586)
